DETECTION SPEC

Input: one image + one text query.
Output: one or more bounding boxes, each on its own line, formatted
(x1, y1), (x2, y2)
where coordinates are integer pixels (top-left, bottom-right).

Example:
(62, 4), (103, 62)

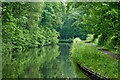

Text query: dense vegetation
(2, 2), (65, 52)
(2, 2), (119, 79)
(2, 2), (119, 52)
(66, 2), (120, 51)
(70, 38), (118, 78)
(58, 8), (87, 40)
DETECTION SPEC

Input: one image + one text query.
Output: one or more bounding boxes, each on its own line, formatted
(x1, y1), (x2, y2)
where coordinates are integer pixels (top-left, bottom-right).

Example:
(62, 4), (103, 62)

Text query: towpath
(83, 41), (120, 60)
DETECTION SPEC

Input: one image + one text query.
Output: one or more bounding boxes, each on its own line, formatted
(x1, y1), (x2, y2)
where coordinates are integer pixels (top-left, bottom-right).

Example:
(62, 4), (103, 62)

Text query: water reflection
(2, 43), (80, 78)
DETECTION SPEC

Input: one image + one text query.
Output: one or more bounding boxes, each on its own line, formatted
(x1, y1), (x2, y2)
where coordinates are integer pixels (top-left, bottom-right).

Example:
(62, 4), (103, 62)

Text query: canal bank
(70, 38), (119, 79)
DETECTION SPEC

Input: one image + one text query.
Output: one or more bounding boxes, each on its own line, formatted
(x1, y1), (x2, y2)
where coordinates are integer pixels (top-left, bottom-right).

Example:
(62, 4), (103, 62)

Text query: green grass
(85, 34), (120, 54)
(98, 45), (120, 54)
(70, 38), (118, 78)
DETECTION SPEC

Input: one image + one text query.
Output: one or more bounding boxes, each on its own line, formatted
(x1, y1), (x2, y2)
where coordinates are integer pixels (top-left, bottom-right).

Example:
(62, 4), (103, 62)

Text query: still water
(2, 43), (85, 78)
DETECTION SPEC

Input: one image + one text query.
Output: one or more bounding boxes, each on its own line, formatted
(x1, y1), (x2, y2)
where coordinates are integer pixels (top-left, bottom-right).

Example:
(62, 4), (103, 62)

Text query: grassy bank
(70, 38), (118, 78)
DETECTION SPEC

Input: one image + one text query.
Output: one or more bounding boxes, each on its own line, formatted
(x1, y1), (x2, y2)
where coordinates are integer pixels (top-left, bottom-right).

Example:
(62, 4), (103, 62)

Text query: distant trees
(58, 3), (87, 40)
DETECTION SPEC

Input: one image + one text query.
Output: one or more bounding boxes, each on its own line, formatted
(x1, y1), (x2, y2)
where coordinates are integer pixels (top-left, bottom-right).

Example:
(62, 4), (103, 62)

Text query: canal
(2, 43), (86, 78)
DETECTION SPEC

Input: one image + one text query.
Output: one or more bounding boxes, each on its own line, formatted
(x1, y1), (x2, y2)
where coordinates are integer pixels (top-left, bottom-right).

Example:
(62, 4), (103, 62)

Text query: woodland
(2, 2), (120, 79)
(2, 2), (120, 52)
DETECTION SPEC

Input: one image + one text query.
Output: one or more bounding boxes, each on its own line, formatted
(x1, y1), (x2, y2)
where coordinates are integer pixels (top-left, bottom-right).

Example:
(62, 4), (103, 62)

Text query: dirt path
(83, 41), (120, 60)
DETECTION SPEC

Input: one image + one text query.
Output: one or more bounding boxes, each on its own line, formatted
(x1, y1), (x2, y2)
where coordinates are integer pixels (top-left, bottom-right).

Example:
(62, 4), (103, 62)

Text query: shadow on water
(2, 43), (86, 78)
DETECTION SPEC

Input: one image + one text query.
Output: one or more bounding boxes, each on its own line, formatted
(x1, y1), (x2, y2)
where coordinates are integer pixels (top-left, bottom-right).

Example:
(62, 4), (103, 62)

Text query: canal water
(2, 43), (86, 78)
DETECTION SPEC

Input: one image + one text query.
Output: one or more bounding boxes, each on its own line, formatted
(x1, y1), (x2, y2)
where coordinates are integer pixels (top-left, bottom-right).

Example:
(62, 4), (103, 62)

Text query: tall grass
(70, 38), (118, 78)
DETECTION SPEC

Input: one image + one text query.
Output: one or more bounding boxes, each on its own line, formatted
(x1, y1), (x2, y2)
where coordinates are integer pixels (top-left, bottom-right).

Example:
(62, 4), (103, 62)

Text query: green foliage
(86, 34), (94, 42)
(67, 2), (120, 51)
(2, 2), (66, 52)
(70, 38), (118, 78)
(58, 6), (87, 40)
(3, 2), (119, 52)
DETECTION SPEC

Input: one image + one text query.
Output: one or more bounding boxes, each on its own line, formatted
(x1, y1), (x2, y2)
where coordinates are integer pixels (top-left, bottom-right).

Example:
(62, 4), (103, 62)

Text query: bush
(86, 34), (94, 42)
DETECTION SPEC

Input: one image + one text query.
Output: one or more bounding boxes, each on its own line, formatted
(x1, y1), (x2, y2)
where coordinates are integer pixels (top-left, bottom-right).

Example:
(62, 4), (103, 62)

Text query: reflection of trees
(40, 45), (63, 78)
(2, 45), (60, 78)
(41, 59), (62, 78)
(41, 43), (77, 78)
(58, 43), (77, 78)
